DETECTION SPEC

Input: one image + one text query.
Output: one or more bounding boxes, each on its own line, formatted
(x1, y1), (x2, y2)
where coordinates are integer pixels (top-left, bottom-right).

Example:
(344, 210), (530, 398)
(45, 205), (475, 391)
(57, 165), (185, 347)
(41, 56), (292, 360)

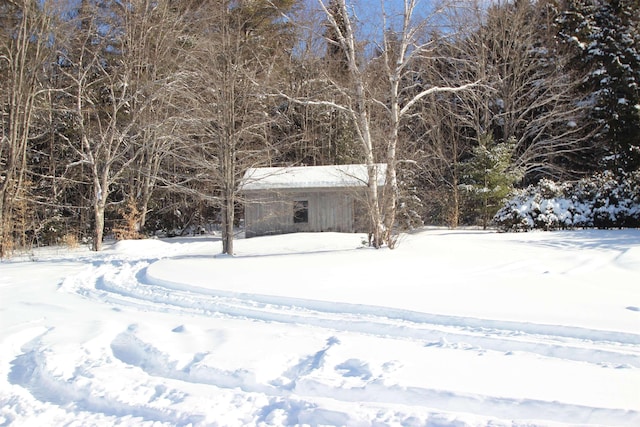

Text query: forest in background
(1, 0), (639, 256)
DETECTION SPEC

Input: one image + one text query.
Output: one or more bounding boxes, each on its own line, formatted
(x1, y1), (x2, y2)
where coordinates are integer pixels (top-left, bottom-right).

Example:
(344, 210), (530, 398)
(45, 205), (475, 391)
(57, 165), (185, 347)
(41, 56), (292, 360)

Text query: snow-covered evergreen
(557, 0), (640, 172)
(494, 170), (640, 231)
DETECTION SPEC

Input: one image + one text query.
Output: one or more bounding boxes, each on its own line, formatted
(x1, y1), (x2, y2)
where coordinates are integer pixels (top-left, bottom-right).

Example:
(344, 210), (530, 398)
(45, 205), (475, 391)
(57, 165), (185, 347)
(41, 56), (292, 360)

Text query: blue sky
(335, 0), (467, 42)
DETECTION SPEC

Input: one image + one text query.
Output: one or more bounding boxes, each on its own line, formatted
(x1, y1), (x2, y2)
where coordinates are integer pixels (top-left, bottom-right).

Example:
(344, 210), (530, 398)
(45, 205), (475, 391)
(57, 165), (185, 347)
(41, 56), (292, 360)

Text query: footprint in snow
(335, 359), (372, 380)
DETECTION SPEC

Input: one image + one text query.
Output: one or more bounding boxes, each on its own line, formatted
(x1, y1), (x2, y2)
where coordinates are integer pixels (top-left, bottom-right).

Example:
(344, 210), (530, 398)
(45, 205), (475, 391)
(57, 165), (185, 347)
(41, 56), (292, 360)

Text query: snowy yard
(1, 228), (639, 426)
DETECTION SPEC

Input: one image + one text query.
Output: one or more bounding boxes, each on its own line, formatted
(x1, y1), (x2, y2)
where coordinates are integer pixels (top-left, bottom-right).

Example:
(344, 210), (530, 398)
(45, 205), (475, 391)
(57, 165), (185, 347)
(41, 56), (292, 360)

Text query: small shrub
(61, 233), (79, 248)
(113, 197), (143, 240)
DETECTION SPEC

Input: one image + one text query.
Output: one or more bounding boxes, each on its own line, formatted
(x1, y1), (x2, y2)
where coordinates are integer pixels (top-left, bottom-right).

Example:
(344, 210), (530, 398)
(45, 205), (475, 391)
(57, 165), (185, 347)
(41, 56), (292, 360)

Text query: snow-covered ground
(1, 228), (639, 427)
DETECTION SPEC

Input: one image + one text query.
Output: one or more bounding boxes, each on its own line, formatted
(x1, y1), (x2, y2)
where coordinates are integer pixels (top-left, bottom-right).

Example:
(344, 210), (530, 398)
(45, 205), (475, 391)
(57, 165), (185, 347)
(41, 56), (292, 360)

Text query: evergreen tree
(558, 0), (640, 172)
(460, 134), (523, 229)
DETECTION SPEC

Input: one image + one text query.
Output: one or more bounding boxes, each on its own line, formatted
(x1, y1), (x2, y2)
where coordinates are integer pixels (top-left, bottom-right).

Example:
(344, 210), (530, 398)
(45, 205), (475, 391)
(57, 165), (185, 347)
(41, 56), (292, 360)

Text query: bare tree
(171, 0), (294, 255)
(403, 0), (596, 228)
(119, 0), (191, 234)
(56, 0), (180, 250)
(401, 2), (494, 228)
(373, 0), (480, 243)
(311, 0), (478, 246)
(315, 0), (386, 246)
(0, 0), (54, 256)
(473, 0), (595, 180)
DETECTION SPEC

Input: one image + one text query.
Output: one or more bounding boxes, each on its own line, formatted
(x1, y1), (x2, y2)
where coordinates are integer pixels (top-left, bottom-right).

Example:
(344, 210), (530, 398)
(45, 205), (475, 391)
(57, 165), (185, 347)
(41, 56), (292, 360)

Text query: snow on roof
(240, 164), (386, 191)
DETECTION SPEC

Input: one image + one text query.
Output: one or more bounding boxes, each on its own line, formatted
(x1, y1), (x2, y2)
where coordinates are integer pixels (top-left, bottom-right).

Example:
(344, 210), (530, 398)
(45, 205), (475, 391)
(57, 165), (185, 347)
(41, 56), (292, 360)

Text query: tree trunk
(450, 140), (461, 229)
(93, 199), (105, 251)
(91, 165), (109, 251)
(139, 185), (150, 231)
(0, 194), (8, 257)
(221, 190), (234, 255)
(137, 158), (157, 231)
(220, 116), (236, 254)
(332, 0), (385, 247)
(366, 163), (384, 248)
(450, 174), (460, 229)
(383, 71), (401, 247)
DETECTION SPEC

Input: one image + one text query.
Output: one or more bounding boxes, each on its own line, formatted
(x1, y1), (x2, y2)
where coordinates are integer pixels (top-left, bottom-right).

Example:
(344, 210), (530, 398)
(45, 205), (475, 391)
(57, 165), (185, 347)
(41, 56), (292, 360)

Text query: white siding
(244, 188), (366, 238)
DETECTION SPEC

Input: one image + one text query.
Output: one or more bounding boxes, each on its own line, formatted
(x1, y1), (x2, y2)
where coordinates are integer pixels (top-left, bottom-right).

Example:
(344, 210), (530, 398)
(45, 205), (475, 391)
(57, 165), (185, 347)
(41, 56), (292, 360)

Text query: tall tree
(56, 0), (181, 250)
(0, 0), (54, 256)
(173, 0), (295, 255)
(476, 0), (595, 180)
(374, 1), (480, 244)
(315, 0), (386, 246)
(316, 0), (478, 246)
(383, 0), (596, 228)
(557, 0), (640, 172)
(118, 0), (191, 234)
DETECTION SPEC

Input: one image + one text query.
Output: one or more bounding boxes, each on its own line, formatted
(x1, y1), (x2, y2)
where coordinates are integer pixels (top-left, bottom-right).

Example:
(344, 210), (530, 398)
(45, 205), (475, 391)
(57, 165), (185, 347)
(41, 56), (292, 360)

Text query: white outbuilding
(240, 164), (386, 238)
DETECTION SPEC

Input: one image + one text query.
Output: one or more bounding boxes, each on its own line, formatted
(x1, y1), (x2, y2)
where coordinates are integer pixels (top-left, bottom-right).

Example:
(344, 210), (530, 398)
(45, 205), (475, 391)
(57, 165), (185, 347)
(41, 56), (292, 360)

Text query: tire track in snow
(50, 258), (640, 425)
(73, 259), (640, 369)
(63, 259), (640, 369)
(5, 331), (201, 426)
(7, 320), (639, 427)
(107, 327), (639, 427)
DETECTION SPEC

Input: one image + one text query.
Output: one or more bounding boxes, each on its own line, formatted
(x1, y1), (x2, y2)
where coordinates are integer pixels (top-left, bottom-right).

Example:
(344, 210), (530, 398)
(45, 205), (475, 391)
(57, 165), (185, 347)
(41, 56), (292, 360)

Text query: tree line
(1, 0), (638, 256)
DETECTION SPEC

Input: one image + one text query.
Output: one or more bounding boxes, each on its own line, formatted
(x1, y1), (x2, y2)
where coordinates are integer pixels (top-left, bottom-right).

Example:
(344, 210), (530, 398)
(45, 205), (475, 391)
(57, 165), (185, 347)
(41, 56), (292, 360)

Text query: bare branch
(400, 80), (481, 117)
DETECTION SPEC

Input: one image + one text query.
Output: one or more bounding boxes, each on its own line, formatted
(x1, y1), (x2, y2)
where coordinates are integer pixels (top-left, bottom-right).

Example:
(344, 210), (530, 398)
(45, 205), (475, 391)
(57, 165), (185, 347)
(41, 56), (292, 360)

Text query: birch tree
(315, 0), (385, 246)
(316, 0), (478, 247)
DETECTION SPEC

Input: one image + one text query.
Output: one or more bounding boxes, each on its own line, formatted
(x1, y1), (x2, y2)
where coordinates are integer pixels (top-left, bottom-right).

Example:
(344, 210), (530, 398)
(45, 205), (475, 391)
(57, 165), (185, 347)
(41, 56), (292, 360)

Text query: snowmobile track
(70, 259), (640, 371)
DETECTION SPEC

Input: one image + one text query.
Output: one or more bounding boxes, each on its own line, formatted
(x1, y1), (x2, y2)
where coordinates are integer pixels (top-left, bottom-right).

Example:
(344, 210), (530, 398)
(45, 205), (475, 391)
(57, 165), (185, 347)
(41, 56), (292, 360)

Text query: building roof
(240, 164), (386, 191)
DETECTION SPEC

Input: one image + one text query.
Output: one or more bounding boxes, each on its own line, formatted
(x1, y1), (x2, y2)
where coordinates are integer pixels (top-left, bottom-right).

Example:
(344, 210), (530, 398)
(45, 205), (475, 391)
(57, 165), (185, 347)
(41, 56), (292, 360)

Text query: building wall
(244, 188), (368, 238)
